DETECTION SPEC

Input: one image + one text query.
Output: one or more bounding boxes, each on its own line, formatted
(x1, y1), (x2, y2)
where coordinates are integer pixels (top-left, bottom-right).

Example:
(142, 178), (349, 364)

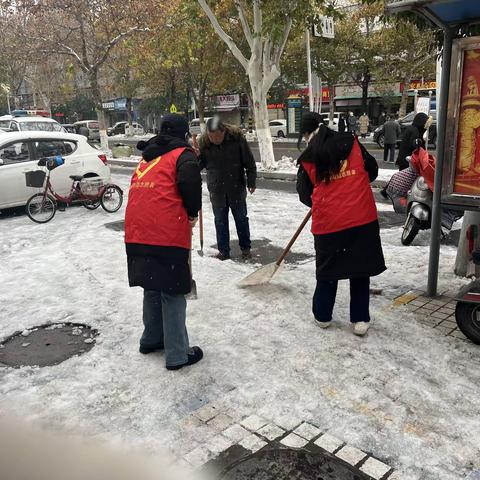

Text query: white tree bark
(198, 0), (292, 170)
(455, 211), (480, 278)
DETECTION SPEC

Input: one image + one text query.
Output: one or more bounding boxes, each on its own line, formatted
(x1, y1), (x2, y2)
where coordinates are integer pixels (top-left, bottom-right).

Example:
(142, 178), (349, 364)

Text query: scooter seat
(69, 175), (84, 182)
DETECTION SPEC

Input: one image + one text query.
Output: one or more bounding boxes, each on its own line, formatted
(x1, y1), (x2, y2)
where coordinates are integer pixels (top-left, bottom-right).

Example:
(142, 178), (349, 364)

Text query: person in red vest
(296, 112), (386, 336)
(125, 114), (203, 370)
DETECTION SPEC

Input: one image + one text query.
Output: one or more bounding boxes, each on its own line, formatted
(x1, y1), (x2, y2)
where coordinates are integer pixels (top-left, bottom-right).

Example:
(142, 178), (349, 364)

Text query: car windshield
(20, 121), (63, 132)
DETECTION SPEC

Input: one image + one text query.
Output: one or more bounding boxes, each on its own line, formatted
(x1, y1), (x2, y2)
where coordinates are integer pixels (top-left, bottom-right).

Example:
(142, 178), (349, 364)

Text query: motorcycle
(384, 149), (461, 245)
(455, 243), (480, 345)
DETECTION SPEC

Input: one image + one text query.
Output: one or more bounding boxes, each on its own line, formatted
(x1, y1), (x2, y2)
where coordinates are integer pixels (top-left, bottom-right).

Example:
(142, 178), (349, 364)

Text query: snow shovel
(197, 209), (204, 257)
(186, 229), (198, 300)
(238, 209), (312, 287)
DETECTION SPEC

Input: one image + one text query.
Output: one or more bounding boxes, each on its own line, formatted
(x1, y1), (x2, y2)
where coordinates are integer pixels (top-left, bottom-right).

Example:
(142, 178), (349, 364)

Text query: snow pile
(109, 133), (155, 142)
(0, 175), (478, 480)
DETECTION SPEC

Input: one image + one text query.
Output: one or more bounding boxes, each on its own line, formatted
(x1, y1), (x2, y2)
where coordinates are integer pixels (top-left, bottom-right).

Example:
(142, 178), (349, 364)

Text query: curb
(107, 159), (387, 188)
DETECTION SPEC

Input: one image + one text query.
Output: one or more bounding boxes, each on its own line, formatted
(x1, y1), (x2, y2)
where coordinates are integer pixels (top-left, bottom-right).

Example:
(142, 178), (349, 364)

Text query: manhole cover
(219, 448), (370, 480)
(0, 323), (98, 368)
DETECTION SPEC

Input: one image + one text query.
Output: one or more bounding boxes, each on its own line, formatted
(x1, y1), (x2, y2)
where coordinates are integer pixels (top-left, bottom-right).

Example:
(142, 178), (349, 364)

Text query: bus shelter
(385, 0), (480, 296)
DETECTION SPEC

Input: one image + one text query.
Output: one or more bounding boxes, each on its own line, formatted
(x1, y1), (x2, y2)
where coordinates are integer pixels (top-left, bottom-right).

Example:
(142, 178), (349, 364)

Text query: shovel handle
(276, 209), (312, 266)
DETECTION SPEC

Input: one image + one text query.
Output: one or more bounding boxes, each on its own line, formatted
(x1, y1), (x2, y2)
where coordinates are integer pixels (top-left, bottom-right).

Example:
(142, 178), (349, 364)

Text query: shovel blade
(186, 279), (198, 300)
(238, 262), (283, 287)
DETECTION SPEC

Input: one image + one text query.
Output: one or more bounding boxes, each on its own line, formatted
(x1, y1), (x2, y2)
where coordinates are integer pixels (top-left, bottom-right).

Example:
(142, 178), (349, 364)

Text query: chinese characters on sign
(454, 48), (480, 195)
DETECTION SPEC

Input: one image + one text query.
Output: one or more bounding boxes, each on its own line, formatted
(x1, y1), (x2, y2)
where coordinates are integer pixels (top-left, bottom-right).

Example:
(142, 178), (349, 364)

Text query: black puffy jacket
(198, 125), (256, 208)
(396, 113), (428, 170)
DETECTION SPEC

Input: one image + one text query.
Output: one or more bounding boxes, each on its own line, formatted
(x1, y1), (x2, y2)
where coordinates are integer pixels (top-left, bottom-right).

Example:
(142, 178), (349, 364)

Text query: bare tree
(198, 0), (320, 169)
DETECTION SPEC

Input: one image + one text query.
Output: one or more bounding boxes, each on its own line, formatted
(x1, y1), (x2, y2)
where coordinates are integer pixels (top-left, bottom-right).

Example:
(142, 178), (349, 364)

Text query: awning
(385, 0), (480, 26)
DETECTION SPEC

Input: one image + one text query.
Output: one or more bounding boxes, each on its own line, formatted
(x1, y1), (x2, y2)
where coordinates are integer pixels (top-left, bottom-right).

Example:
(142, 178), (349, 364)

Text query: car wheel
(377, 133), (385, 149)
(277, 130), (285, 138)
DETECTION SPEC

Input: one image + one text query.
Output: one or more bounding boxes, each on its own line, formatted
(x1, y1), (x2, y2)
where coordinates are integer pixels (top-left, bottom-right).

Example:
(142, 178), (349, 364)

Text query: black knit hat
(206, 115), (225, 133)
(297, 111), (323, 149)
(160, 114), (190, 139)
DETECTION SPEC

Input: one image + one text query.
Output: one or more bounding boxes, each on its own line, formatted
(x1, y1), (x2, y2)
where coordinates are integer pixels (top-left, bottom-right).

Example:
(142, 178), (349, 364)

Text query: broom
(238, 209), (312, 287)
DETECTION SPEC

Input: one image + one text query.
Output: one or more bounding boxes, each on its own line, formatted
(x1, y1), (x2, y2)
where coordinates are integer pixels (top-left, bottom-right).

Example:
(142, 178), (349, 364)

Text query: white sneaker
(314, 318), (332, 329)
(353, 322), (370, 336)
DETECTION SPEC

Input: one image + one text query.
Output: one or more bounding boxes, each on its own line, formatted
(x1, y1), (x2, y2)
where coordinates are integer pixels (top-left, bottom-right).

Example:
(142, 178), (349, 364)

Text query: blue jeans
(213, 201), (251, 254)
(141, 290), (189, 367)
(313, 277), (370, 324)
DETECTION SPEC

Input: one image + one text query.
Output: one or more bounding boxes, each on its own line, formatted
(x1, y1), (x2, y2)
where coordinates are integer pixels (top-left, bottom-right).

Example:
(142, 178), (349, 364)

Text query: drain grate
(0, 323), (98, 368)
(217, 447), (372, 480)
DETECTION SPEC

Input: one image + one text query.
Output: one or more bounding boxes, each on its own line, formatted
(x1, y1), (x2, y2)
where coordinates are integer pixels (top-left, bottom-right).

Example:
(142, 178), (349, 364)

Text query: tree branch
(235, 0), (253, 51)
(197, 0), (248, 70)
(93, 26), (149, 70)
(273, 16), (292, 67)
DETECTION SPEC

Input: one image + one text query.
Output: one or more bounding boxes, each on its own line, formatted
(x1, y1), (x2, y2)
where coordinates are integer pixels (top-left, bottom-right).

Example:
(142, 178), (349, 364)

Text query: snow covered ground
(0, 175), (479, 479)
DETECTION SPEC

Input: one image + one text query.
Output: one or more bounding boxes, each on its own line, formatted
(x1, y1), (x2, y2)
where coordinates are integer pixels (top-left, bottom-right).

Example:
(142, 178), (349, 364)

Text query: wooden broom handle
(276, 209), (312, 266)
(199, 209), (204, 248)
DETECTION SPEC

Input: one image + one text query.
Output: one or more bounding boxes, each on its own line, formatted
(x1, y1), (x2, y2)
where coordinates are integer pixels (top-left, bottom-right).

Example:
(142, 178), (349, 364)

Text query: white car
(0, 131), (110, 210)
(189, 117), (213, 136)
(269, 119), (287, 138)
(0, 115), (66, 133)
(319, 112), (344, 132)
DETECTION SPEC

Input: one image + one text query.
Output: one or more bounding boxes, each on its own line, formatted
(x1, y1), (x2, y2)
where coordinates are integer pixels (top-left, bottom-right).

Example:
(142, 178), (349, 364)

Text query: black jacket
(126, 135), (202, 294)
(198, 125), (256, 208)
(396, 113), (428, 170)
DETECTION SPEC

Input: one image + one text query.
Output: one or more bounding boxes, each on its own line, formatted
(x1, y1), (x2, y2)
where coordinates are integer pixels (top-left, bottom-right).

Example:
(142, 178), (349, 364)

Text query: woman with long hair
(296, 112), (386, 336)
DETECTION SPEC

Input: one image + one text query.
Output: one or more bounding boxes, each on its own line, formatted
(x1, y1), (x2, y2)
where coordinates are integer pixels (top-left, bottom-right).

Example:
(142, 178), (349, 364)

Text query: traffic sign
(170, 104), (177, 113)
(313, 16), (335, 39)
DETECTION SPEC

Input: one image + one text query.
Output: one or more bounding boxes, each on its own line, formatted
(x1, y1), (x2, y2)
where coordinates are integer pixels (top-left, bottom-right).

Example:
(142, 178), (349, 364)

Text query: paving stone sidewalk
(393, 290), (468, 341)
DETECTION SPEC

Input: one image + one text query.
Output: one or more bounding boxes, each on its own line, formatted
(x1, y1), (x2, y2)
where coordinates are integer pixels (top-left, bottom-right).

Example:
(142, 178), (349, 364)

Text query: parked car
(62, 124), (77, 134)
(373, 111), (437, 149)
(189, 117), (213, 136)
(107, 121), (144, 136)
(0, 131), (110, 210)
(319, 112), (344, 132)
(74, 120), (100, 142)
(269, 119), (287, 138)
(0, 115), (66, 133)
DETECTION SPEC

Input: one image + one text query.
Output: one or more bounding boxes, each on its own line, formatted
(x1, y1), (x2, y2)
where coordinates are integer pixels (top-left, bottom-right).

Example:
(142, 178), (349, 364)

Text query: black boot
(166, 346), (203, 370)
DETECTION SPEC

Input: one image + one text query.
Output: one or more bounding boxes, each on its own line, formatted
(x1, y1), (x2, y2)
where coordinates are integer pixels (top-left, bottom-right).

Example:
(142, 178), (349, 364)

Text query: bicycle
(25, 155), (123, 223)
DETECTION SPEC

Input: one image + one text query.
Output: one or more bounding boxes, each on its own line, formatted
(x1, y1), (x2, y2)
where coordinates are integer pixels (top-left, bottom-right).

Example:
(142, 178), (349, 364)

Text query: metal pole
(306, 28), (314, 112)
(413, 89), (418, 113)
(427, 28), (453, 297)
(6, 94), (11, 114)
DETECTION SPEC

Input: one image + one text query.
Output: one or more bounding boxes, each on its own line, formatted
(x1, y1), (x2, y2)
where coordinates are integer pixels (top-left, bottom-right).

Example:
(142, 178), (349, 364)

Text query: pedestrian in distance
(77, 124), (89, 139)
(296, 112), (386, 336)
(396, 112), (431, 170)
(124, 114), (203, 370)
(338, 114), (346, 133)
(382, 116), (401, 163)
(347, 111), (358, 134)
(378, 112), (386, 127)
(359, 112), (369, 138)
(198, 115), (257, 261)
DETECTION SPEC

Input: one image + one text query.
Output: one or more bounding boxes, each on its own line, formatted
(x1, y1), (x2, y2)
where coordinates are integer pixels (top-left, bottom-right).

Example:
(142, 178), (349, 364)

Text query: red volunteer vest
(125, 147), (191, 249)
(302, 139), (378, 235)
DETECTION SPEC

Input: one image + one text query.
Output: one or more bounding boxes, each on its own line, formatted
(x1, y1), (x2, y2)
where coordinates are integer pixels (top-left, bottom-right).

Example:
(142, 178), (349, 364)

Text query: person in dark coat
(124, 114), (203, 370)
(396, 112), (429, 170)
(382, 116), (401, 163)
(347, 111), (358, 133)
(338, 114), (346, 133)
(198, 116), (257, 260)
(296, 112), (386, 336)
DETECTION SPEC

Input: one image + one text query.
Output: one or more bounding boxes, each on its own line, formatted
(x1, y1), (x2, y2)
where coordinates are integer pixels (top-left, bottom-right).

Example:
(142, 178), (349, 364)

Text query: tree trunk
(250, 78), (275, 170)
(328, 82), (335, 127)
(455, 211), (480, 277)
(399, 75), (411, 118)
(361, 72), (371, 113)
(125, 97), (133, 136)
(90, 73), (109, 152)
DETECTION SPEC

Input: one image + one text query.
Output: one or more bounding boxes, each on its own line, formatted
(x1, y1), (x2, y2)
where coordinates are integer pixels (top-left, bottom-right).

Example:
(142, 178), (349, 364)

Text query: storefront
(101, 97), (142, 127)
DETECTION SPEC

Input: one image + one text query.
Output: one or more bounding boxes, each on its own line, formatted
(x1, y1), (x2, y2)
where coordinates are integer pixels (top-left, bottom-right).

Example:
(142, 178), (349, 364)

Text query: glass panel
(0, 141), (30, 165)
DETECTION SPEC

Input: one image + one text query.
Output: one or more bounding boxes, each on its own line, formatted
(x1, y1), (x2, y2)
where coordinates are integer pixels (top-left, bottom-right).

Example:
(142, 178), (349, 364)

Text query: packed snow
(0, 173), (478, 479)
